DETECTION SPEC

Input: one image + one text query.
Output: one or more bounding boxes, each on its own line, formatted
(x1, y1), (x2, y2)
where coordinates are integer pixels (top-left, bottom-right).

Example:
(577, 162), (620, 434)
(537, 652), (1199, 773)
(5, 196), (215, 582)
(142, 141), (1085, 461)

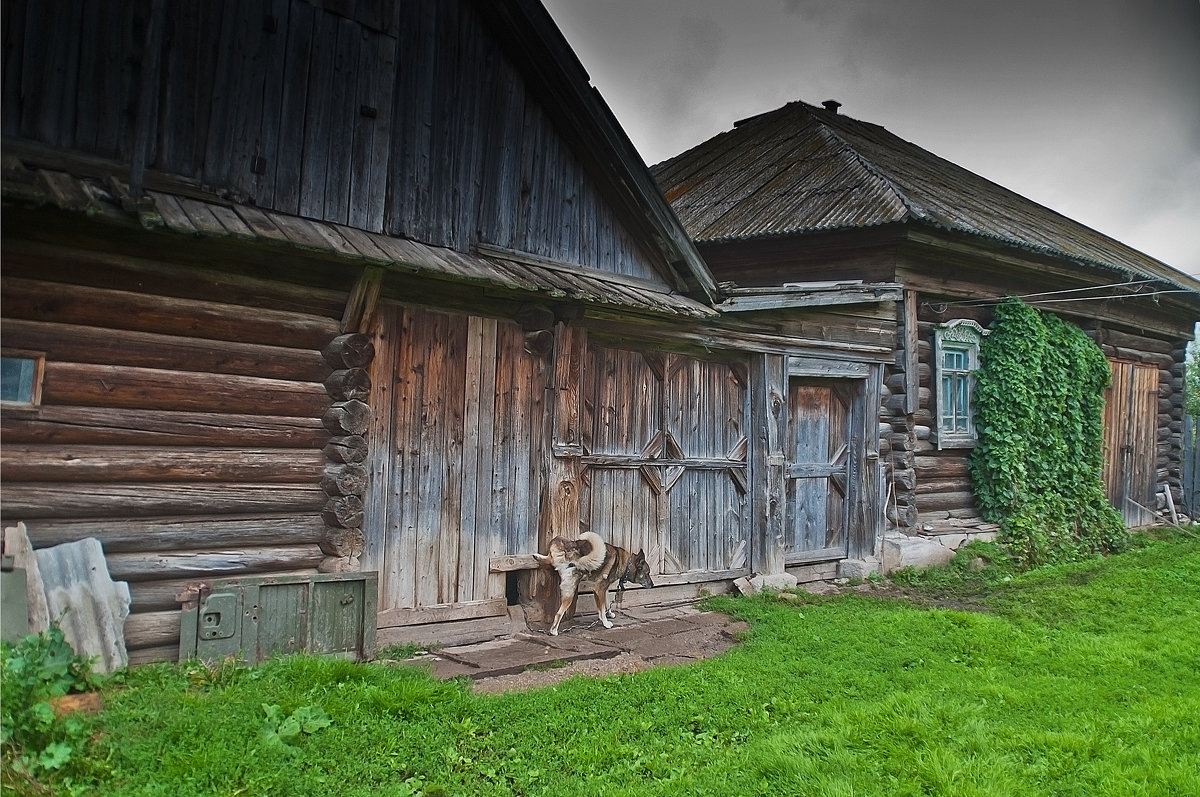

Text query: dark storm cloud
(543, 0), (1200, 276)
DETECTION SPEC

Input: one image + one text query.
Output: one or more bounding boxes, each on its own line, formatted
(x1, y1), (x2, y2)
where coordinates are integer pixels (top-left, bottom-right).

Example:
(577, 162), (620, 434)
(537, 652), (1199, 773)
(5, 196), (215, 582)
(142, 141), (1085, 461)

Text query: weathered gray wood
(320, 463), (368, 496)
(322, 333), (377, 368)
(319, 526), (364, 557)
(323, 435), (368, 463)
(322, 401), (372, 435)
(376, 598), (508, 628)
(324, 369), (371, 401)
(322, 495), (364, 529)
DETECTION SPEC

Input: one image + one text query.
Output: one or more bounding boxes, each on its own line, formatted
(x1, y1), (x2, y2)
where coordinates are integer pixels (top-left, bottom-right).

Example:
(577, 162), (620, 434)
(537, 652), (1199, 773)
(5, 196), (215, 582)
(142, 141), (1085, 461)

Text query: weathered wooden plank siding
(0, 245), (350, 659)
(363, 305), (544, 623)
(578, 344), (750, 577)
(2, 0), (671, 283)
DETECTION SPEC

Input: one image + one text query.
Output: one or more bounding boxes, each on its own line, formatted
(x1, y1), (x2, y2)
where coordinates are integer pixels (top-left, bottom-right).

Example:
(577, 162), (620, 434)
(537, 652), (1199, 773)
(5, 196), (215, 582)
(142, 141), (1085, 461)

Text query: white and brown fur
(533, 532), (654, 636)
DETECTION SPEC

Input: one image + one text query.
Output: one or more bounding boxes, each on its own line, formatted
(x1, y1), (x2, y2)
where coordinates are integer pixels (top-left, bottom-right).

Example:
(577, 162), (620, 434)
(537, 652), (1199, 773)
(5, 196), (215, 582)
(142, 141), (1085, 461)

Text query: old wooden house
(2, 3), (903, 661)
(653, 99), (1200, 564)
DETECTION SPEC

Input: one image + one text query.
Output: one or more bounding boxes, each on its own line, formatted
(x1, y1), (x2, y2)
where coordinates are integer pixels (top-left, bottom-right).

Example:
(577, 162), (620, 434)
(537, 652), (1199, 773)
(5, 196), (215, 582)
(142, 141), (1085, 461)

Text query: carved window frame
(933, 320), (987, 449)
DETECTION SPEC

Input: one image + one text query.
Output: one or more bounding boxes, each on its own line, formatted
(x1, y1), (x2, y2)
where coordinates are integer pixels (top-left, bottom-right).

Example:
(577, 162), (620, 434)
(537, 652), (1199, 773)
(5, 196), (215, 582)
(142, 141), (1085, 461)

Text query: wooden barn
(2, 2), (901, 661)
(653, 99), (1200, 566)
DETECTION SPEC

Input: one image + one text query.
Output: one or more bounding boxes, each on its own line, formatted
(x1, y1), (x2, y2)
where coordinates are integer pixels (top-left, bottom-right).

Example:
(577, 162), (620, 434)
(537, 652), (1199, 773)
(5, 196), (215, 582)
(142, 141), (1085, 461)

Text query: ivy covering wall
(969, 297), (1128, 566)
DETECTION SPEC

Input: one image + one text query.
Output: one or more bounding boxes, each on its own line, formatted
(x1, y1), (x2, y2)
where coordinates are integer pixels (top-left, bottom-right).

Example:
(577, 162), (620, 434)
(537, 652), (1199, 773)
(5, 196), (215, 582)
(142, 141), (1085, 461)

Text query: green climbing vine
(968, 296), (1128, 567)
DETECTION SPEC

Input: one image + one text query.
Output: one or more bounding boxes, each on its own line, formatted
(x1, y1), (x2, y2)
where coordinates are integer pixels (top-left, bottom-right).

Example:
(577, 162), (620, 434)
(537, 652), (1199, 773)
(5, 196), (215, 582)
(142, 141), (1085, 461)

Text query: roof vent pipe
(822, 99), (842, 114)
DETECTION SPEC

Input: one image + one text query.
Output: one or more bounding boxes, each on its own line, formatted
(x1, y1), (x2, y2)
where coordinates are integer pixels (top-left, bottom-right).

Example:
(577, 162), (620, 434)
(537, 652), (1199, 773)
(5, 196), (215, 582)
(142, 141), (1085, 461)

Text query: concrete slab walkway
(404, 600), (749, 693)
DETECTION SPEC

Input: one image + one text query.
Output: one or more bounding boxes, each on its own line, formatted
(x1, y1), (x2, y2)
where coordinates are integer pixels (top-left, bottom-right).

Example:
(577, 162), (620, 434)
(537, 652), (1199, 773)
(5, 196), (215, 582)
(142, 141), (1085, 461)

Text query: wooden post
(751, 353), (787, 575)
(532, 322), (584, 621)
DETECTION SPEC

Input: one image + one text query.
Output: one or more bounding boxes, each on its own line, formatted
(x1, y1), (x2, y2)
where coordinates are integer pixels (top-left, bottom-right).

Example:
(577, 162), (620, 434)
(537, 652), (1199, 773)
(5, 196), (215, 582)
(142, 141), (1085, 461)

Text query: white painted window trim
(933, 320), (987, 450)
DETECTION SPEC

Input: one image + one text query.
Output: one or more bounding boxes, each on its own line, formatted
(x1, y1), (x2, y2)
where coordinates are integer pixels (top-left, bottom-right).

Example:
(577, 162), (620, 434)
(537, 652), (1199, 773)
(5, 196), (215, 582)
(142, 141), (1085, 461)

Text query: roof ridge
(805, 106), (922, 224)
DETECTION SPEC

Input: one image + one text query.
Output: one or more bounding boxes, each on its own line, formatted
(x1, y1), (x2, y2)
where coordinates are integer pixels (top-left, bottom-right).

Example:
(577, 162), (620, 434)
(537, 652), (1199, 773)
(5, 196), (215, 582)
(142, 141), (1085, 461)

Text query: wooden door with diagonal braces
(578, 345), (750, 582)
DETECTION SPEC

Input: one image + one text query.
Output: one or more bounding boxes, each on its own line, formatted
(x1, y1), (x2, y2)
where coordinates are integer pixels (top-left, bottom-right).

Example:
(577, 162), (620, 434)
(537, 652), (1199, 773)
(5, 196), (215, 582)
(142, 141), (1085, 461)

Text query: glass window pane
(1, 357), (36, 403)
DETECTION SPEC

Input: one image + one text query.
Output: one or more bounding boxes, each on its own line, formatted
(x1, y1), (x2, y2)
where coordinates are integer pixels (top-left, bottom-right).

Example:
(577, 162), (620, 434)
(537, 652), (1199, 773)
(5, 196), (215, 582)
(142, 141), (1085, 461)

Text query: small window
(1, 351), (45, 407)
(933, 321), (986, 449)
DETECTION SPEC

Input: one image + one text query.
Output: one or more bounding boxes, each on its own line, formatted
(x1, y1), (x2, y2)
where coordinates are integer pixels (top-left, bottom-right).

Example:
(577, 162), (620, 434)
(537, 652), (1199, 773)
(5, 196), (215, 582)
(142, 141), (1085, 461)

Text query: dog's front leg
(594, 585), (614, 628)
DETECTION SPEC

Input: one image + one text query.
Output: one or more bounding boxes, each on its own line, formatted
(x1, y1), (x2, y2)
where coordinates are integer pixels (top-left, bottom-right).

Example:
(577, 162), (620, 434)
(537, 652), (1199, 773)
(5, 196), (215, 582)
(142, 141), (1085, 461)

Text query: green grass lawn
(5, 529), (1199, 796)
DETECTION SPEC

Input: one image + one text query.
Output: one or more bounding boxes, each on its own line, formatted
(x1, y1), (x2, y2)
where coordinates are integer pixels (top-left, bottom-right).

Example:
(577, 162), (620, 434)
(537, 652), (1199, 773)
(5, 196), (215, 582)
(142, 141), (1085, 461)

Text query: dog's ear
(635, 549), (646, 561)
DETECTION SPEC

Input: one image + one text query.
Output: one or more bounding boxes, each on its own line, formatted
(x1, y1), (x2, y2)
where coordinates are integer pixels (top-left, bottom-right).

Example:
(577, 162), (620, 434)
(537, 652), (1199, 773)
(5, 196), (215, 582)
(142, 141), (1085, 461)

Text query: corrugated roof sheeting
(35, 538), (131, 674)
(653, 101), (1198, 289)
(0, 158), (715, 319)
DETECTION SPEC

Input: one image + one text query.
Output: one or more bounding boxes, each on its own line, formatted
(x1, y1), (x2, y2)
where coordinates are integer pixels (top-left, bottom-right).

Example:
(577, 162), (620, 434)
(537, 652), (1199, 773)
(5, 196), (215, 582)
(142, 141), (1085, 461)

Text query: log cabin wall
(881, 290), (1189, 533)
(0, 234), (365, 664)
(2, 0), (676, 285)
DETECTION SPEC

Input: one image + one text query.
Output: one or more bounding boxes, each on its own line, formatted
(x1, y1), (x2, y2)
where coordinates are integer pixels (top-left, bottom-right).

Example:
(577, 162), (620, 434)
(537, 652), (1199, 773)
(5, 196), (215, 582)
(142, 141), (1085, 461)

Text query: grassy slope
(68, 533), (1200, 795)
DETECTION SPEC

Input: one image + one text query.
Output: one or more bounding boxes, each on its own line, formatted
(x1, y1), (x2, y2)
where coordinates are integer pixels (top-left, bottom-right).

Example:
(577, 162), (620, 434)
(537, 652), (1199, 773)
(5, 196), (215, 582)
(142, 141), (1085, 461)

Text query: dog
(533, 532), (654, 636)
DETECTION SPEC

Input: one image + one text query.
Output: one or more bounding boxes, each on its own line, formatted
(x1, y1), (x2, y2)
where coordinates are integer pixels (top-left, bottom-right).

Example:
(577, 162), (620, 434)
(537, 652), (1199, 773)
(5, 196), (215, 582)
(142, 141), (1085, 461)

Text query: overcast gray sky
(543, 0), (1200, 278)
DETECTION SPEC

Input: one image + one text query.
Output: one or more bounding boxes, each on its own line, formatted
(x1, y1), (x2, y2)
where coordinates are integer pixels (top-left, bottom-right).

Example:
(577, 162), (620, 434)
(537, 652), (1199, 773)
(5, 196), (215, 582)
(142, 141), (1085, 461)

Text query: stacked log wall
(0, 242), (354, 663)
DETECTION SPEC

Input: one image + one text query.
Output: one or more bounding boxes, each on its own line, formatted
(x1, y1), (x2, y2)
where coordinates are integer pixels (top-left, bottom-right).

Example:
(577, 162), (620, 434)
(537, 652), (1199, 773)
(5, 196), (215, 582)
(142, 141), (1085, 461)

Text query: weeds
(1, 625), (107, 792)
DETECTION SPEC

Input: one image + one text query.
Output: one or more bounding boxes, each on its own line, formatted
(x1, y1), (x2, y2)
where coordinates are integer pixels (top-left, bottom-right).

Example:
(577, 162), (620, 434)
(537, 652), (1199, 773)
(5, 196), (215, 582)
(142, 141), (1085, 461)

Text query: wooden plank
(489, 554), (540, 572)
(41, 361), (329, 418)
(334, 225), (394, 264)
(22, 515), (326, 553)
(205, 204), (257, 239)
(473, 320), (502, 600)
(360, 304), (399, 608)
(2, 318), (329, 381)
(1, 406), (326, 448)
(248, 0), (292, 207)
(347, 26), (395, 232)
(231, 205), (292, 245)
(391, 306), (421, 610)
(321, 15), (358, 224)
(456, 316), (486, 602)
(146, 191), (199, 233)
(272, 1), (314, 214)
(298, 6), (337, 219)
(0, 483), (326, 520)
(2, 445), (327, 483)
(223, 0), (270, 200)
(376, 598), (508, 630)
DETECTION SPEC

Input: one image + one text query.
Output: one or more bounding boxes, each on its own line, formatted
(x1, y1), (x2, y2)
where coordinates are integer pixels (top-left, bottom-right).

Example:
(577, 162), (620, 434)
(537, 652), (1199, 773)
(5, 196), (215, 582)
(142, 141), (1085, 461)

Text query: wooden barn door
(579, 346), (750, 582)
(1103, 360), (1158, 527)
(363, 306), (545, 626)
(785, 378), (859, 562)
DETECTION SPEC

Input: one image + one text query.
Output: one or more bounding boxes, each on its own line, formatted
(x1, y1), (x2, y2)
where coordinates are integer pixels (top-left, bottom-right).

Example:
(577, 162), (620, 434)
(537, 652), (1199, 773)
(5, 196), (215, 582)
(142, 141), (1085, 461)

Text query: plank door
(363, 306), (545, 625)
(578, 346), (750, 582)
(1102, 360), (1158, 527)
(785, 378), (856, 562)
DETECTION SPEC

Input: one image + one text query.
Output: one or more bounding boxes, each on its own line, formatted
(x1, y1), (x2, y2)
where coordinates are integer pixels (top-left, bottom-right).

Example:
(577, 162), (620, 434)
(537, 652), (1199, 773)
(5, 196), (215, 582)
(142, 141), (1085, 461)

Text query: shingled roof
(652, 100), (1199, 292)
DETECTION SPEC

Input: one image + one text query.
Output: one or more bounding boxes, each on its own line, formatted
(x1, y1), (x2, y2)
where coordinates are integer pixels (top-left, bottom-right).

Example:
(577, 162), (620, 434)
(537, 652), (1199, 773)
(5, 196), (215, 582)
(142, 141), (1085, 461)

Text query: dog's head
(630, 549), (655, 589)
